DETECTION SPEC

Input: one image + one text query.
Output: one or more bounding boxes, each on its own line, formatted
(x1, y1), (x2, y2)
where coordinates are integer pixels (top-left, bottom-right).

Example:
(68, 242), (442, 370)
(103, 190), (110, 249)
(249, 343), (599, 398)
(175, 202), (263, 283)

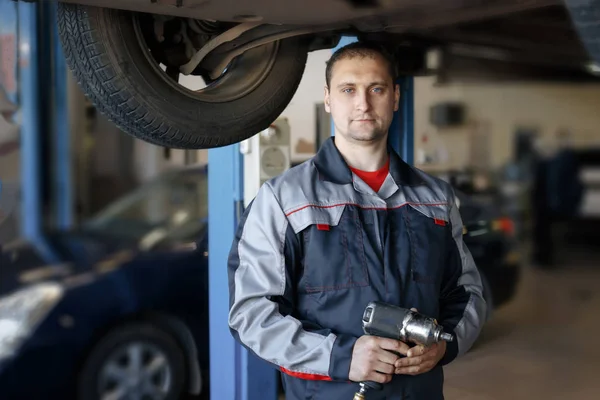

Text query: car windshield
(83, 168), (207, 244)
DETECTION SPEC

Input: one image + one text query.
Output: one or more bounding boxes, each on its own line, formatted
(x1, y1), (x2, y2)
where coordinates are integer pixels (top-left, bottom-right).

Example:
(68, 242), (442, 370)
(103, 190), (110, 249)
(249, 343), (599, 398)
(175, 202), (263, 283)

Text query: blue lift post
(208, 143), (279, 400)
(2, 0), (70, 259)
(391, 75), (415, 164)
(207, 143), (240, 400)
(16, 0), (43, 242)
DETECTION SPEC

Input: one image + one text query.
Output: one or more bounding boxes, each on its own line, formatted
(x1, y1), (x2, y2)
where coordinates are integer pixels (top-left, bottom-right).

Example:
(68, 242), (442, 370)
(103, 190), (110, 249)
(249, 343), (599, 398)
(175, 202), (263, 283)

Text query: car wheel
(57, 4), (309, 149)
(78, 322), (187, 400)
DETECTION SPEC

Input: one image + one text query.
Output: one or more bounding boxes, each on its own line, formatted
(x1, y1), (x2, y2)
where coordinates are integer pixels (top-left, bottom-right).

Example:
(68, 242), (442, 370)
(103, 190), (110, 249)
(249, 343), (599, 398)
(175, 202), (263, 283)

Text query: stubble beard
(347, 125), (387, 143)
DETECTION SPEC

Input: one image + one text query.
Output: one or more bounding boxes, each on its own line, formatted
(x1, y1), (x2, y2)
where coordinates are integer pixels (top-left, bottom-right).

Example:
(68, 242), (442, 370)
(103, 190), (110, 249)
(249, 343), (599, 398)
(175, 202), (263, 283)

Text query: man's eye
(372, 87), (383, 93)
(342, 88), (354, 93)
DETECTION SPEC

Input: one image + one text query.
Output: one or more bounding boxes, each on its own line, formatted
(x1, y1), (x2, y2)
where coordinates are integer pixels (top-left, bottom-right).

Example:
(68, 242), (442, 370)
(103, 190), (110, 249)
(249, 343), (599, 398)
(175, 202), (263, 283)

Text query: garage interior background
(3, 48), (598, 217)
(2, 2), (600, 398)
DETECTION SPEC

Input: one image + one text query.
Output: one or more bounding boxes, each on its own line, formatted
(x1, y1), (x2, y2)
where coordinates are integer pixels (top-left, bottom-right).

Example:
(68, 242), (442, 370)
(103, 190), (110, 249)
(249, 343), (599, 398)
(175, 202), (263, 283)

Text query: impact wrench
(352, 301), (455, 400)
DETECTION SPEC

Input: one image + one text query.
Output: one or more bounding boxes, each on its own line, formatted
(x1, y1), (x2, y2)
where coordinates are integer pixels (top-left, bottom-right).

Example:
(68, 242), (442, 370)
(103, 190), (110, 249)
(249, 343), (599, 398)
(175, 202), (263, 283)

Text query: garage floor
(444, 249), (600, 399)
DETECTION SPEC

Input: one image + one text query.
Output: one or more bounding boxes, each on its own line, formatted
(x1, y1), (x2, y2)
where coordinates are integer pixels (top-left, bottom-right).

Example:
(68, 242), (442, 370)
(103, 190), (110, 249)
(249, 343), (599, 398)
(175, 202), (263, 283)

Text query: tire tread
(57, 3), (308, 149)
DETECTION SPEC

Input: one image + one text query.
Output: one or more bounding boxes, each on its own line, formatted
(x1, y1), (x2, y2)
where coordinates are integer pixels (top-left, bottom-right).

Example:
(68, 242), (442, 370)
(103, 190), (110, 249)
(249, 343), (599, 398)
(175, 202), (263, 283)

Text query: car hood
(0, 232), (138, 296)
(0, 226), (206, 297)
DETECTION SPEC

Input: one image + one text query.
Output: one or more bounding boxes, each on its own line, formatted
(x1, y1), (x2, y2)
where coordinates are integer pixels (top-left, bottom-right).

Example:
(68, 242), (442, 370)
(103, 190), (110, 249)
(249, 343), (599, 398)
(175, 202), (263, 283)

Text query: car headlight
(0, 282), (63, 361)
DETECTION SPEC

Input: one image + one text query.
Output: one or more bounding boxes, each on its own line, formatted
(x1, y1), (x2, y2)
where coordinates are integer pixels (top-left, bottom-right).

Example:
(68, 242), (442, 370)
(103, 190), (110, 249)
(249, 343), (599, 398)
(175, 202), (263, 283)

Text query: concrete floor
(444, 255), (600, 399)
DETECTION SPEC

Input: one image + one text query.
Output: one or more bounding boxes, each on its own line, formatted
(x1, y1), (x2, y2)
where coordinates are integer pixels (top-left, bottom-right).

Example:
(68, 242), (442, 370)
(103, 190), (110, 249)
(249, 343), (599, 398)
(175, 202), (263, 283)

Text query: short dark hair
(325, 41), (397, 88)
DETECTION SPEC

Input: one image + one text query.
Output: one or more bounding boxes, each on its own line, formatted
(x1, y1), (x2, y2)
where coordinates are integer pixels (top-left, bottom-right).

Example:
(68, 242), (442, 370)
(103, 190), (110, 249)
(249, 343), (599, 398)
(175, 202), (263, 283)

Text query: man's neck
(334, 136), (389, 172)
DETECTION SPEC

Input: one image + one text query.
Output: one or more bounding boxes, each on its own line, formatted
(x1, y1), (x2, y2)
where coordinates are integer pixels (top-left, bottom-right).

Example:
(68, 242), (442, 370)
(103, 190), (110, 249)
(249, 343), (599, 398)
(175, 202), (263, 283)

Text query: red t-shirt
(349, 158), (390, 193)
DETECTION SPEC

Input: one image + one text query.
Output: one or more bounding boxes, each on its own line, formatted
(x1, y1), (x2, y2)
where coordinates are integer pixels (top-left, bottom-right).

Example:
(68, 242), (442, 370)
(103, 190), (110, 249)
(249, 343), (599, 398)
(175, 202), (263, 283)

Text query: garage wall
(280, 49), (332, 163)
(414, 77), (600, 170)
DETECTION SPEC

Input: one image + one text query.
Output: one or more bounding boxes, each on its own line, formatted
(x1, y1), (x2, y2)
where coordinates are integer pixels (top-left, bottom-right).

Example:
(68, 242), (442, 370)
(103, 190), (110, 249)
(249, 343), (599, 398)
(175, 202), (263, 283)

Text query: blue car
(0, 166), (210, 400)
(0, 164), (520, 400)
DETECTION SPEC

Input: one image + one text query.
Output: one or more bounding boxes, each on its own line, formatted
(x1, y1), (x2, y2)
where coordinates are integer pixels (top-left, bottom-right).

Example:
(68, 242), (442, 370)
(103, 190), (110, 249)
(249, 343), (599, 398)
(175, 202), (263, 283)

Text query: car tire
(78, 322), (187, 400)
(57, 4), (309, 149)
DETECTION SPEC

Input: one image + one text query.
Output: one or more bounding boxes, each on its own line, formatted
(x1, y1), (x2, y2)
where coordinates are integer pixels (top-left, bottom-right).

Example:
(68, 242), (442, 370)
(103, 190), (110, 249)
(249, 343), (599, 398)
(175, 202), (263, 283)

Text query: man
(228, 41), (486, 399)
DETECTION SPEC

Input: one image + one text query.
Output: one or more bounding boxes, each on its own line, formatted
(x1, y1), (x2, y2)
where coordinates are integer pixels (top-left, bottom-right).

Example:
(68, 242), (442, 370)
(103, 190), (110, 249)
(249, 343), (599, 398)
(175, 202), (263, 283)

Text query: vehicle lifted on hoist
(51, 0), (600, 149)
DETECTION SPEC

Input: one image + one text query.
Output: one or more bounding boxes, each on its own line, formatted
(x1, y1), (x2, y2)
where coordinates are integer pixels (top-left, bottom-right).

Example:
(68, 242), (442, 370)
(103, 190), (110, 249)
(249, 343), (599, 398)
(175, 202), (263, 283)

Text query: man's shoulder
(266, 158), (315, 189)
(261, 157), (318, 208)
(405, 166), (456, 205)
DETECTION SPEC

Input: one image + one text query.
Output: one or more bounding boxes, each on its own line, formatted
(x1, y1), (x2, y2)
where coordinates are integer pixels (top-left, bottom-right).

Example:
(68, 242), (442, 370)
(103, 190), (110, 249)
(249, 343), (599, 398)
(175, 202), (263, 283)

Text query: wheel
(57, 4), (309, 149)
(78, 322), (187, 400)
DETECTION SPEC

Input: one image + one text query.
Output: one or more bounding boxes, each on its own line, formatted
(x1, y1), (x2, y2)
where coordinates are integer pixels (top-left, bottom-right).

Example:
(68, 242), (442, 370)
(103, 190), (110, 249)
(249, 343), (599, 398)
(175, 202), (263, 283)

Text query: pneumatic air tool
(352, 301), (454, 400)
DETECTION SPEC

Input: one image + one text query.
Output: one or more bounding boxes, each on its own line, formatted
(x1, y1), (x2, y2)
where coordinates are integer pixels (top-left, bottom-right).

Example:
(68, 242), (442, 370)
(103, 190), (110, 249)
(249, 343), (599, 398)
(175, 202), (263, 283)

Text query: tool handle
(362, 381), (383, 391)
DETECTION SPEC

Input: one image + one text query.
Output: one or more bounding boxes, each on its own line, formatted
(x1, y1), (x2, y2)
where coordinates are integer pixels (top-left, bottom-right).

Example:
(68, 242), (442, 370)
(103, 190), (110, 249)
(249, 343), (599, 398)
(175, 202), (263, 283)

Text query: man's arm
(438, 190), (487, 365)
(227, 182), (356, 381)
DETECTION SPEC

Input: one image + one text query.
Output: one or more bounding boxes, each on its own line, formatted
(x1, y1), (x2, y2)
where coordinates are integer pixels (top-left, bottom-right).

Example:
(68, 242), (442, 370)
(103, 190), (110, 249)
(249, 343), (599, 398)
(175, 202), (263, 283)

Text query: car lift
(207, 36), (415, 400)
(2, 8), (415, 397)
(0, 0), (70, 260)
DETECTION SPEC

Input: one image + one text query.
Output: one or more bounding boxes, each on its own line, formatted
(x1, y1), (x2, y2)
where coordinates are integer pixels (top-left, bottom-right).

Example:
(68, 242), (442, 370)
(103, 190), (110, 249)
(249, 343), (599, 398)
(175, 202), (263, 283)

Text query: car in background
(38, 0), (600, 149)
(455, 190), (521, 319)
(427, 167), (522, 316)
(0, 164), (519, 399)
(0, 166), (210, 400)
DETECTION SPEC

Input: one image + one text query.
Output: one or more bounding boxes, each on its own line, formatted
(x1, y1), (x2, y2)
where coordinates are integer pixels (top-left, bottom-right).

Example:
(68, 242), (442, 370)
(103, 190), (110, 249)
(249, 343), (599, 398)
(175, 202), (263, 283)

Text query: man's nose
(355, 91), (371, 112)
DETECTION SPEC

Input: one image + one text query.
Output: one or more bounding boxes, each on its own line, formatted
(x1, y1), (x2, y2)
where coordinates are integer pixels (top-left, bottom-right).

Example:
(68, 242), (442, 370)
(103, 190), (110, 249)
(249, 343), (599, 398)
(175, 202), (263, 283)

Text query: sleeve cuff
(328, 334), (358, 381)
(439, 329), (459, 366)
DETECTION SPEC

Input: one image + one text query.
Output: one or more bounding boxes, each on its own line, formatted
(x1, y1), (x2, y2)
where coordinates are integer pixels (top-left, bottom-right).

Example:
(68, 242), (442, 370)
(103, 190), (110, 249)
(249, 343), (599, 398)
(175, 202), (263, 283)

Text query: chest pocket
(402, 204), (450, 285)
(288, 205), (370, 293)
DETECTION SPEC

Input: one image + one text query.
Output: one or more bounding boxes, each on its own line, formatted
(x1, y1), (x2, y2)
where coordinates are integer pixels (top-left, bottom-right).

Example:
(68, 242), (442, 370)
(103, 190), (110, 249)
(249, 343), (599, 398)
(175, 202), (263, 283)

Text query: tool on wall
(240, 117), (291, 208)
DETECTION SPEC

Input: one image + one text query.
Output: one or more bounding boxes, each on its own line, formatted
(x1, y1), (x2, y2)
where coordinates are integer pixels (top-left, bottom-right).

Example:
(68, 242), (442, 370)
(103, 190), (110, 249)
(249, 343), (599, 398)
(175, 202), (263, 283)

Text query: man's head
(324, 41), (400, 144)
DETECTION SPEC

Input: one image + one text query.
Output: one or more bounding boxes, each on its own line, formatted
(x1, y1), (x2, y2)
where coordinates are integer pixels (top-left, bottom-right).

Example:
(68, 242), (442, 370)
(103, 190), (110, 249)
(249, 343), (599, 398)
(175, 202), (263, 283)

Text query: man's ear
(393, 83), (400, 112)
(324, 86), (331, 113)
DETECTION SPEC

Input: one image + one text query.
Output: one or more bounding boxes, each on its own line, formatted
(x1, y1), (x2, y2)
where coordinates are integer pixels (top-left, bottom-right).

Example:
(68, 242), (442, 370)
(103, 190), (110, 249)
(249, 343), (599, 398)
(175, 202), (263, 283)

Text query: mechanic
(227, 41), (486, 400)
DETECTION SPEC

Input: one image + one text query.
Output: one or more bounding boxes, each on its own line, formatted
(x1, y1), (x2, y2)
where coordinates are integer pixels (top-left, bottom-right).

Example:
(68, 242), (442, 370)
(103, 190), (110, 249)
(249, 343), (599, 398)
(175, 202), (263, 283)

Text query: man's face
(324, 54), (400, 144)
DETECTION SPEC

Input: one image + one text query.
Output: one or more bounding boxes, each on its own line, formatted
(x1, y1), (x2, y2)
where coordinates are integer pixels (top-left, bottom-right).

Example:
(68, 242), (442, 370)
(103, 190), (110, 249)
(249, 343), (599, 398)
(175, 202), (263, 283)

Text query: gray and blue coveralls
(228, 137), (486, 400)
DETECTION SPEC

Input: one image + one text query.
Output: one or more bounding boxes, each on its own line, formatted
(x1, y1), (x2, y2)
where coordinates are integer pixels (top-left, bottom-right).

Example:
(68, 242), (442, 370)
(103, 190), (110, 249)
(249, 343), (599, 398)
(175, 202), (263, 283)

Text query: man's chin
(348, 130), (386, 142)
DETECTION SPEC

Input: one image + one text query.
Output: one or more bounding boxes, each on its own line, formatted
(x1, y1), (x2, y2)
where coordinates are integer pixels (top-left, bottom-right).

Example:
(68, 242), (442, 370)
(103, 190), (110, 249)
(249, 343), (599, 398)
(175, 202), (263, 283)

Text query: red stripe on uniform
(285, 202), (448, 217)
(280, 367), (332, 381)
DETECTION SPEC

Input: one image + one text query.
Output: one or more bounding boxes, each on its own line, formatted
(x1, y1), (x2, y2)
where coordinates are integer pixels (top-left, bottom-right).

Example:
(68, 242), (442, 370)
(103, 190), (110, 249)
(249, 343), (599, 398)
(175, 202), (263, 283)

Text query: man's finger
(407, 344), (428, 358)
(395, 365), (423, 375)
(377, 349), (400, 366)
(374, 360), (395, 375)
(376, 337), (410, 356)
(396, 361), (435, 376)
(369, 371), (393, 384)
(395, 355), (422, 368)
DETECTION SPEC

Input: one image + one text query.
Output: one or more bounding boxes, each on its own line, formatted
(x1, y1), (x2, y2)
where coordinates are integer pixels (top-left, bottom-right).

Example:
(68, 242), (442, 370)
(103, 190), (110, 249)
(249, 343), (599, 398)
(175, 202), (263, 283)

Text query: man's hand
(394, 341), (447, 376)
(349, 336), (411, 384)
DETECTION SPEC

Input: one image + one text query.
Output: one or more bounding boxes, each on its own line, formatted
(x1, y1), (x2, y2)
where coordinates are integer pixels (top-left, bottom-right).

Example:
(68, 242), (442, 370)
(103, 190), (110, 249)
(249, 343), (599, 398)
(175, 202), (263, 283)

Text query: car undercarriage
(49, 0), (600, 148)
